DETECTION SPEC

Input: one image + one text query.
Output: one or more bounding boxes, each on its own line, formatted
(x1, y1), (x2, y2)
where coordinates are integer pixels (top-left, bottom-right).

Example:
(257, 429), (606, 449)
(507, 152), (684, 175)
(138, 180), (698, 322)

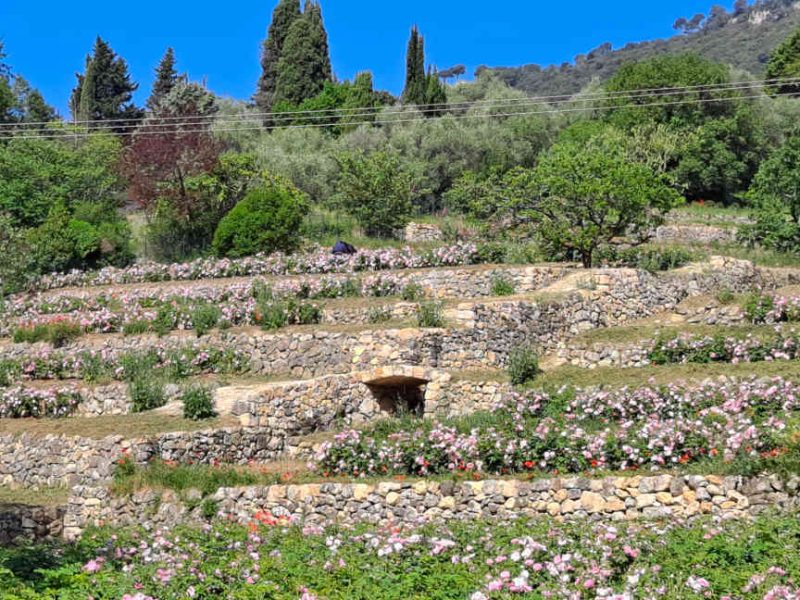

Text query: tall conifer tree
(273, 1), (333, 106)
(71, 37), (142, 130)
(402, 26), (426, 105)
(255, 0), (302, 111)
(147, 47), (183, 112)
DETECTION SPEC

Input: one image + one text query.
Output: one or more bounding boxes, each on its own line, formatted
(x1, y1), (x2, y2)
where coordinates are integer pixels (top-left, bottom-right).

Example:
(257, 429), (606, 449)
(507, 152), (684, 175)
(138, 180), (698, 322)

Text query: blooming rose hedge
(29, 243), (480, 292)
(1, 513), (798, 599)
(0, 273), (411, 338)
(315, 378), (800, 478)
(648, 330), (800, 365)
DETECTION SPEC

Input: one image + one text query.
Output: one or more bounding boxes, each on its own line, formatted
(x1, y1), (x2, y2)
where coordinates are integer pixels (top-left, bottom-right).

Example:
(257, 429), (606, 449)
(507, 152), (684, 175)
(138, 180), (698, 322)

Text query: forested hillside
(482, 0), (800, 97)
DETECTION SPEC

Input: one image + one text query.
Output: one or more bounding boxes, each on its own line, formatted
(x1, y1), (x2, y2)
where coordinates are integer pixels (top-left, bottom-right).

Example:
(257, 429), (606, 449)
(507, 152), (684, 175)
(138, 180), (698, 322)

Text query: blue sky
(1, 0), (726, 116)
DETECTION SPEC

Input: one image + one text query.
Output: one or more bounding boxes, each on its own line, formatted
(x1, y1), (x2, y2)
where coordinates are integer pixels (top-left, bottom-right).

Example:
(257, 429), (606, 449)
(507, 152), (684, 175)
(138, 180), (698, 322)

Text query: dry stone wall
(64, 473), (800, 540)
(0, 504), (64, 545)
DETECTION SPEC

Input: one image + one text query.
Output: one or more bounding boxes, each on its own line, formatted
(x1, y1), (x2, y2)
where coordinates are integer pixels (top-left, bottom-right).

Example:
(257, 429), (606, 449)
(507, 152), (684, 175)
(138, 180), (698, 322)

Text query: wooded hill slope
(481, 0), (800, 96)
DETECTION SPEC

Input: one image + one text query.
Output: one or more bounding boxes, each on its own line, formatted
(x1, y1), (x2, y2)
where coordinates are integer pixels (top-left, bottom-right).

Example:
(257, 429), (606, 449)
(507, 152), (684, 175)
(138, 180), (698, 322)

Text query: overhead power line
(2, 89), (795, 142)
(0, 76), (797, 134)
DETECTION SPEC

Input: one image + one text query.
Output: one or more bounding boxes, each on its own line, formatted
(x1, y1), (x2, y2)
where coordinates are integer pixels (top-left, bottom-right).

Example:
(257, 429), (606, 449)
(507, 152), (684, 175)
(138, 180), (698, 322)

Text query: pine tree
(402, 26), (426, 105)
(147, 47), (183, 112)
(71, 37), (143, 130)
(11, 76), (57, 123)
(273, 1), (333, 106)
(255, 0), (302, 111)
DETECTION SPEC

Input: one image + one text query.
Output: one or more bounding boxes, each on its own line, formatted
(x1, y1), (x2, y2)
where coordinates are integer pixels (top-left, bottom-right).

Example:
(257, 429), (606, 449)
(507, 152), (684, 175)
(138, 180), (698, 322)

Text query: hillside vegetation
(482, 0), (800, 96)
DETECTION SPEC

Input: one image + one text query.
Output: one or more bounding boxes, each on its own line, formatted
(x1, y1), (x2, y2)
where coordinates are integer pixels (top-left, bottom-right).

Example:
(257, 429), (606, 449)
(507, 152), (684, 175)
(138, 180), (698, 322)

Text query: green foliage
(128, 377), (167, 413)
(147, 47), (181, 112)
(12, 321), (81, 348)
(744, 294), (776, 324)
(70, 36), (143, 127)
(766, 26), (800, 95)
(272, 1), (332, 107)
(334, 151), (414, 238)
(190, 304), (221, 337)
(403, 26), (427, 105)
(255, 0), (302, 111)
(741, 132), (800, 252)
(212, 178), (308, 258)
(593, 245), (699, 272)
(367, 306), (392, 324)
(490, 274), (516, 296)
(181, 385), (216, 421)
(0, 134), (124, 228)
(401, 283), (424, 302)
(604, 54), (735, 128)
(416, 301), (444, 328)
(507, 344), (541, 386)
(519, 139), (683, 268)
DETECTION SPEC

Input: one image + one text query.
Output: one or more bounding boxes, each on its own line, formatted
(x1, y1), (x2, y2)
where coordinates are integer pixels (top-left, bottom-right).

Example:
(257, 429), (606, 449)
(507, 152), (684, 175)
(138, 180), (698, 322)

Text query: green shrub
(201, 498), (219, 520)
(129, 377), (167, 413)
(715, 288), (736, 305)
(476, 241), (507, 264)
(416, 301), (444, 328)
(152, 305), (176, 337)
(401, 283), (424, 302)
(12, 321), (81, 348)
(212, 179), (308, 258)
(191, 304), (221, 337)
(122, 320), (150, 336)
(593, 246), (699, 272)
(333, 151), (414, 238)
(507, 345), (541, 386)
(368, 307), (392, 324)
(258, 300), (289, 331)
(744, 293), (775, 324)
(182, 385), (216, 421)
(296, 302), (322, 325)
(490, 274), (516, 297)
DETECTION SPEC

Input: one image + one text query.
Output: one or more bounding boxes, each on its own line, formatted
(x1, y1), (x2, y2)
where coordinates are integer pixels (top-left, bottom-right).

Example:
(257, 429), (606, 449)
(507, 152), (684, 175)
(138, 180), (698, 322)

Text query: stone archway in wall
(355, 366), (449, 418)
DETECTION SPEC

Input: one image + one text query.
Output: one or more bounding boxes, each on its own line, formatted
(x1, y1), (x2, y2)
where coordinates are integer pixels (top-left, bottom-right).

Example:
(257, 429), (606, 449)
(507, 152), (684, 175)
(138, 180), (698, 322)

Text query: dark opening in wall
(363, 375), (428, 417)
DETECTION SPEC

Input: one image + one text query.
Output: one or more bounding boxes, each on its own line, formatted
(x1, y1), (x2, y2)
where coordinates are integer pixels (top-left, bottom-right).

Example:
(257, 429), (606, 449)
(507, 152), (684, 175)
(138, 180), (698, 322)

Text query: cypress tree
(305, 0), (332, 83)
(424, 69), (447, 115)
(273, 1), (333, 106)
(71, 37), (142, 129)
(402, 26), (426, 105)
(255, 0), (302, 111)
(147, 47), (182, 112)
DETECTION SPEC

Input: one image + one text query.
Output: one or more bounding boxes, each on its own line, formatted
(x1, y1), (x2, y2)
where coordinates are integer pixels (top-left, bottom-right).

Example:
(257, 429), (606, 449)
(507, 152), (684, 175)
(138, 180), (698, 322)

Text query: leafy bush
(212, 179), (308, 258)
(182, 385), (216, 421)
(333, 151), (414, 238)
(490, 274), (515, 296)
(716, 288), (735, 305)
(12, 320), (81, 348)
(475, 241), (507, 264)
(593, 245), (699, 272)
(401, 283), (424, 302)
(367, 306), (392, 324)
(152, 305), (177, 337)
(129, 377), (167, 413)
(744, 294), (775, 324)
(507, 344), (541, 385)
(190, 304), (221, 337)
(416, 301), (444, 328)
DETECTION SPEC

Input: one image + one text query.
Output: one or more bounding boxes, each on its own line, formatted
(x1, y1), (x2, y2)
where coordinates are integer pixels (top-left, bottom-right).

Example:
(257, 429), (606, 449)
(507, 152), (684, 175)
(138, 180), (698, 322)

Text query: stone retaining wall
(0, 258), (764, 381)
(0, 504), (64, 545)
(655, 225), (737, 245)
(63, 473), (800, 540)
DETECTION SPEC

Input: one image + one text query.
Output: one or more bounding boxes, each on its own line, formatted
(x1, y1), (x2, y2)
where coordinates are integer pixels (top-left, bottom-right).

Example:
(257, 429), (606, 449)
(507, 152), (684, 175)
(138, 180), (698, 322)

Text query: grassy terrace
(0, 413), (240, 439)
(538, 359), (800, 389)
(572, 322), (780, 345)
(0, 485), (69, 507)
